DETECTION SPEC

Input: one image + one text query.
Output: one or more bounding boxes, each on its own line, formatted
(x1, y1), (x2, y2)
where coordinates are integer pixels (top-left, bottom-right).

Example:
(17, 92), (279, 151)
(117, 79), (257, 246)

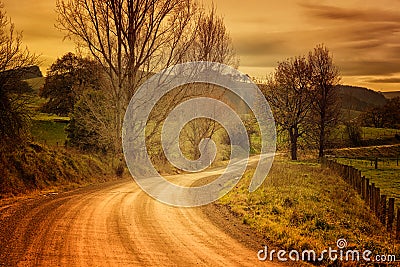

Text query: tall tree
(40, 52), (101, 116)
(309, 44), (341, 158)
(56, 0), (199, 156)
(263, 56), (313, 160)
(179, 6), (238, 161)
(0, 2), (37, 151)
(187, 5), (237, 66)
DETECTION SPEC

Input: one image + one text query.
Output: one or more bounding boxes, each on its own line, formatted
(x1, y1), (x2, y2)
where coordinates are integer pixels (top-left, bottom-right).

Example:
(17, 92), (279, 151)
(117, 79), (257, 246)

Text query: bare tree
(186, 5), (238, 66)
(66, 84), (114, 152)
(56, 0), (200, 156)
(309, 44), (340, 158)
(0, 2), (38, 151)
(178, 6), (238, 160)
(263, 56), (313, 160)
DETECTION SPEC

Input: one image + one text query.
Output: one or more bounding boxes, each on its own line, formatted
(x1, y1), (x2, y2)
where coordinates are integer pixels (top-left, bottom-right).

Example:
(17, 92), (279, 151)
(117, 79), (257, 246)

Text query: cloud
(338, 61), (400, 76)
(366, 77), (400, 84)
(234, 37), (287, 57)
(294, 2), (400, 80)
(300, 3), (400, 23)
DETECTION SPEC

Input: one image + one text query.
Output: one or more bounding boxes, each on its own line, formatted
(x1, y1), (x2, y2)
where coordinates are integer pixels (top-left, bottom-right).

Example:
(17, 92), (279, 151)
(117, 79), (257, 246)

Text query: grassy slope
(219, 159), (399, 264)
(31, 120), (68, 146)
(0, 142), (115, 198)
(0, 77), (120, 198)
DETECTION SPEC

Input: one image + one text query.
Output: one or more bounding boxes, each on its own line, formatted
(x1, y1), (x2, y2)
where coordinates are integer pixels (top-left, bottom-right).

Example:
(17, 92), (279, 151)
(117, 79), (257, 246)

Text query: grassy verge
(219, 159), (399, 265)
(0, 142), (116, 198)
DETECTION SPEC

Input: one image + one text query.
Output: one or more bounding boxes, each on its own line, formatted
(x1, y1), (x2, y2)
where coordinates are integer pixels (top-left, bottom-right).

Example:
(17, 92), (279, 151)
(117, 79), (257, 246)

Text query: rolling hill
(382, 91), (400, 99)
(337, 85), (387, 111)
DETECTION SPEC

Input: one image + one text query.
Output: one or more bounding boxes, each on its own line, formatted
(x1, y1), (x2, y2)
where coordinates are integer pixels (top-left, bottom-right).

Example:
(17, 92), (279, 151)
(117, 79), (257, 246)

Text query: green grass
(31, 120), (68, 146)
(335, 157), (400, 208)
(332, 125), (400, 142)
(361, 127), (400, 140)
(24, 76), (70, 147)
(219, 159), (399, 264)
(329, 144), (400, 158)
(33, 113), (70, 122)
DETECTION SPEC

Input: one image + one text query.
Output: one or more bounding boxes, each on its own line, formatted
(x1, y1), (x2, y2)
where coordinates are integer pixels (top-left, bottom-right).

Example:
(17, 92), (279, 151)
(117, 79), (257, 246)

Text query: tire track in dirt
(0, 174), (280, 266)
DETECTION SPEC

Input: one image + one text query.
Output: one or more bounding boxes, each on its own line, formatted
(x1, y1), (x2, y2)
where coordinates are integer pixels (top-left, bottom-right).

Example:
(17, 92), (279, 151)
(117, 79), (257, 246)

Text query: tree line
(362, 97), (400, 129)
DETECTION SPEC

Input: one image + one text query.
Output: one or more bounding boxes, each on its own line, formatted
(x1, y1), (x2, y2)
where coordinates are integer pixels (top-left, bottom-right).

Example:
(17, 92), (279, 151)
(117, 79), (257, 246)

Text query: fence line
(321, 157), (399, 241)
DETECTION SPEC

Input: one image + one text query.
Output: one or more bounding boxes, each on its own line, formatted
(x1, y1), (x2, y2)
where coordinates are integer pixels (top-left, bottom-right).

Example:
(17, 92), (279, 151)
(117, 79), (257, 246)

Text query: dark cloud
(367, 77), (400, 84)
(339, 60), (400, 76)
(235, 37), (287, 57)
(301, 3), (400, 23)
(292, 2), (400, 82)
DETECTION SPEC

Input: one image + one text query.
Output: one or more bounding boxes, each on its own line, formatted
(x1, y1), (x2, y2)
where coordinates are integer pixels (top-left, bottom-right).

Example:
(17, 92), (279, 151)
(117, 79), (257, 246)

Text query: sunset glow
(4, 0), (400, 92)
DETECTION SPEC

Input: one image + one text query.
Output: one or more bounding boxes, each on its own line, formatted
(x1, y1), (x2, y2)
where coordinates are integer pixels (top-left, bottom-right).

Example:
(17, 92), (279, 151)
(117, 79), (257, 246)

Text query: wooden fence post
(371, 183), (376, 212)
(381, 195), (387, 225)
(366, 178), (370, 207)
(361, 176), (366, 200)
(375, 188), (380, 217)
(396, 209), (400, 241)
(388, 198), (395, 232)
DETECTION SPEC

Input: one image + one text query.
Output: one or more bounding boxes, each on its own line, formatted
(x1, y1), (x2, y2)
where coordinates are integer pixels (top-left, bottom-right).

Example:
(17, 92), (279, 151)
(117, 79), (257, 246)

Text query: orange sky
(3, 0), (400, 92)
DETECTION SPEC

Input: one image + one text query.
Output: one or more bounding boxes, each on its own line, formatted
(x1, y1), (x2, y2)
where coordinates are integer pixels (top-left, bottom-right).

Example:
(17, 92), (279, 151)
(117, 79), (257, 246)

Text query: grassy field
(23, 76), (70, 147)
(361, 127), (400, 140)
(219, 159), (399, 264)
(335, 157), (400, 208)
(329, 144), (400, 158)
(332, 125), (400, 142)
(31, 120), (68, 146)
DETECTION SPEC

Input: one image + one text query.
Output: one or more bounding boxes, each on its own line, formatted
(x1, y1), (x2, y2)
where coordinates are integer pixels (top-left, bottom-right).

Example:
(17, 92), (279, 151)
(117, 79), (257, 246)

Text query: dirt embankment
(0, 142), (115, 198)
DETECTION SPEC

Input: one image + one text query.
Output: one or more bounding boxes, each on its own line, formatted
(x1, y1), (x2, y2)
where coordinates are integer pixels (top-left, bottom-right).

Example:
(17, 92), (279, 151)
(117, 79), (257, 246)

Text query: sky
(3, 0), (400, 92)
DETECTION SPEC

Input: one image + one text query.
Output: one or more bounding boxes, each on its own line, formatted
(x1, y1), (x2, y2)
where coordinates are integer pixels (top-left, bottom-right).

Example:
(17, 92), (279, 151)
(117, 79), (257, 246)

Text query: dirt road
(0, 169), (279, 266)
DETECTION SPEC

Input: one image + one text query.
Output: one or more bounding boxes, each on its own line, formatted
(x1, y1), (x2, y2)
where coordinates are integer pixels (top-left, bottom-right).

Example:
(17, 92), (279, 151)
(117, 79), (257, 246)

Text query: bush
(345, 122), (362, 146)
(115, 159), (125, 177)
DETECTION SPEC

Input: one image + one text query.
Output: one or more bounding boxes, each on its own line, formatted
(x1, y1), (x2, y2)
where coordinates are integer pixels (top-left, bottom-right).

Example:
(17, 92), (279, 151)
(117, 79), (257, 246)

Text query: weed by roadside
(219, 159), (400, 265)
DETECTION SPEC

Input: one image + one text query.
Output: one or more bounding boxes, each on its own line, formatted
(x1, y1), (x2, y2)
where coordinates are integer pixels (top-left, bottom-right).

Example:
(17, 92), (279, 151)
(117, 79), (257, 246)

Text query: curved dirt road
(0, 172), (279, 266)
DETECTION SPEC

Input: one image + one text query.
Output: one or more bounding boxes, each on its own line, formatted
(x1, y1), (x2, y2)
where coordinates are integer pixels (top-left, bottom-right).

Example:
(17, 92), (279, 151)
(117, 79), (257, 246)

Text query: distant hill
(382, 91), (400, 99)
(25, 77), (45, 92)
(336, 85), (387, 111)
(2, 65), (43, 80)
